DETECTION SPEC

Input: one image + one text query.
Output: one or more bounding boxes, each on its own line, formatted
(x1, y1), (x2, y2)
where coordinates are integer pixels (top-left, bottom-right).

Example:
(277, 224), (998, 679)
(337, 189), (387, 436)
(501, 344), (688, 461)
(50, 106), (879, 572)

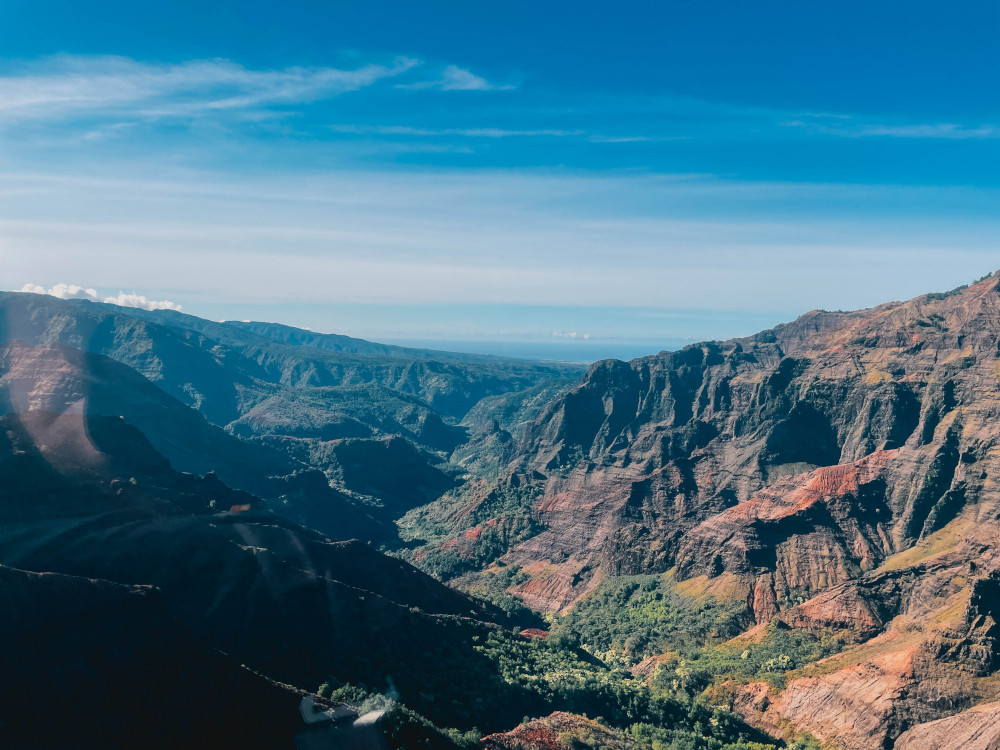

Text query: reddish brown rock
(519, 627), (548, 640)
(482, 712), (638, 749)
(492, 273), (1000, 619)
(429, 274), (1000, 747)
(894, 701), (1000, 750)
(762, 648), (918, 750)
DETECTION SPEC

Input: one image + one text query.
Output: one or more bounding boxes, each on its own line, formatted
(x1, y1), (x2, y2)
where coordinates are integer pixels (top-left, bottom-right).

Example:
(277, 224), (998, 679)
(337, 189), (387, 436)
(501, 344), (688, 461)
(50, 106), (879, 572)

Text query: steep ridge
(227, 319), (531, 363)
(0, 340), (391, 542)
(0, 291), (582, 537)
(462, 273), (1000, 610)
(229, 383), (468, 451)
(13, 276), (1000, 748)
(140, 310), (584, 420)
(0, 411), (507, 692)
(0, 292), (581, 426)
(894, 700), (1000, 749)
(0, 339), (291, 482)
(403, 272), (1000, 747)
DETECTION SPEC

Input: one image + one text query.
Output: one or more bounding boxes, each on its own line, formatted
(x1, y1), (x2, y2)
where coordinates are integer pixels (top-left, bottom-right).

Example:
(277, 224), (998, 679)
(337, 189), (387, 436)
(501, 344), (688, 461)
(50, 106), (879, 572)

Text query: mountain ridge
(7, 275), (1000, 748)
(398, 271), (1000, 748)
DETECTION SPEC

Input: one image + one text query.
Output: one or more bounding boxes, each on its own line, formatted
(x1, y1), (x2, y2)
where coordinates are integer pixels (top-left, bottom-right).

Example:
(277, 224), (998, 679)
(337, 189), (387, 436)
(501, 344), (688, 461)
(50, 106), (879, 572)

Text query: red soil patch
(519, 628), (549, 640)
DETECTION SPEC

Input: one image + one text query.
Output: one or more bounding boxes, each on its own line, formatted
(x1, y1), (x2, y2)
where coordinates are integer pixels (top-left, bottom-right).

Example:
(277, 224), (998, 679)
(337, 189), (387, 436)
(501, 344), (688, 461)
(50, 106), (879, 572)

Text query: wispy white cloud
(551, 331), (591, 340)
(329, 124), (582, 138)
(0, 55), (420, 123)
(857, 124), (1000, 139)
(784, 119), (1000, 140)
(398, 65), (514, 92)
(329, 125), (692, 143)
(17, 283), (181, 310)
(587, 134), (689, 143)
(3, 171), (998, 317)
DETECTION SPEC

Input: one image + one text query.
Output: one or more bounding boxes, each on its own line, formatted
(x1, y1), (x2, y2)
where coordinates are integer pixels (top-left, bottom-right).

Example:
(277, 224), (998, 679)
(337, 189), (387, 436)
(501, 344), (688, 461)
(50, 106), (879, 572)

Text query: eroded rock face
(894, 701), (1000, 750)
(418, 274), (1000, 748)
(765, 648), (917, 750)
(479, 275), (1000, 617)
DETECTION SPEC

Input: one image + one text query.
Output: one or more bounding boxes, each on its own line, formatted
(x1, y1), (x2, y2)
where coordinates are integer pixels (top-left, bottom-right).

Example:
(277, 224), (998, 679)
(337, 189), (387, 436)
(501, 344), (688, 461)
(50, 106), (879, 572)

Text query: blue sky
(2, 1), (999, 360)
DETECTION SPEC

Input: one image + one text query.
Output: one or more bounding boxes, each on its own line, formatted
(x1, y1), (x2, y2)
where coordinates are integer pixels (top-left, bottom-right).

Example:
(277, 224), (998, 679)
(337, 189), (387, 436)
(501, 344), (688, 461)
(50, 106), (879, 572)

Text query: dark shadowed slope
(0, 411), (509, 691)
(0, 565), (305, 750)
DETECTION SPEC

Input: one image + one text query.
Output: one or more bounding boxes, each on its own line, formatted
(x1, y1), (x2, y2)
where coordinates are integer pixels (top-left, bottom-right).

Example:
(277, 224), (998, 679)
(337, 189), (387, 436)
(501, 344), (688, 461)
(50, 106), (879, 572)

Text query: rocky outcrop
(466, 274), (1000, 620)
(482, 712), (638, 749)
(673, 450), (899, 619)
(762, 648), (918, 750)
(412, 273), (1000, 748)
(894, 701), (1000, 749)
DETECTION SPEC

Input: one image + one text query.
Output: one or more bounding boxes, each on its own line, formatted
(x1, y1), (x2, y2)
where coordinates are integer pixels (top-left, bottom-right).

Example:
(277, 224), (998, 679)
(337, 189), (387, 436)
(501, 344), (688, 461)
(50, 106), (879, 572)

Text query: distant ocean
(378, 339), (694, 363)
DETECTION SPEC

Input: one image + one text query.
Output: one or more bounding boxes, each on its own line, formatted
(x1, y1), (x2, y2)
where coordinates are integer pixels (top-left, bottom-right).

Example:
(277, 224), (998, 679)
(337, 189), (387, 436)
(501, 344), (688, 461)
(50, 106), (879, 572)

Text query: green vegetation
(650, 621), (846, 694)
(924, 273), (994, 302)
(631, 723), (790, 750)
(320, 627), (780, 749)
(381, 704), (481, 750)
(401, 482), (544, 581)
(456, 565), (543, 623)
(549, 575), (749, 665)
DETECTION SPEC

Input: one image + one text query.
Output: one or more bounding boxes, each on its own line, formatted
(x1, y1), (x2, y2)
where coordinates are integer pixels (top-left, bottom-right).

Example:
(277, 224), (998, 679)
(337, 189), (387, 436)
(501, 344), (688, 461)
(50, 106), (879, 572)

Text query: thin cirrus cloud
(0, 55), (424, 123)
(398, 64), (515, 92)
(783, 119), (1000, 140)
(329, 124), (584, 138)
(18, 283), (182, 311)
(328, 125), (681, 143)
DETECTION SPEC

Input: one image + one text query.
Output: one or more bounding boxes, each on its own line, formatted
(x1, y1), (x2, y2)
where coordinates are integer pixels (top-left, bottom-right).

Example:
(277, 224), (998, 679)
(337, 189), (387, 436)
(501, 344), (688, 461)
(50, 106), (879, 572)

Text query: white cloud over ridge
(104, 292), (183, 311)
(19, 282), (99, 300)
(18, 283), (181, 311)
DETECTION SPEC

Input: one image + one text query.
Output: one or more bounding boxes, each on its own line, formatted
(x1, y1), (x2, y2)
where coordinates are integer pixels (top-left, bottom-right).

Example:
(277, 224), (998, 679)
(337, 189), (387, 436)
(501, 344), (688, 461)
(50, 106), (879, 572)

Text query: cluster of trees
(650, 621), (846, 696)
(631, 723), (820, 750)
(319, 627), (782, 750)
(548, 575), (749, 664)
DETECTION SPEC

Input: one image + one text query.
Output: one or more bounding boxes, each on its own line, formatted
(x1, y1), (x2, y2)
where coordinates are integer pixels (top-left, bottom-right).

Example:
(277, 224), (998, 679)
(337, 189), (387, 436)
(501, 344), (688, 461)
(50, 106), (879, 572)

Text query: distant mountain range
(4, 278), (1000, 749)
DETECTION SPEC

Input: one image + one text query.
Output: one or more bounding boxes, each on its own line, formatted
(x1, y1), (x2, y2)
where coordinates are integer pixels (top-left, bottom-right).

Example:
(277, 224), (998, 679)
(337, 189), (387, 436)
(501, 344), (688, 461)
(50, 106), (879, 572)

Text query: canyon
(5, 276), (1000, 748)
